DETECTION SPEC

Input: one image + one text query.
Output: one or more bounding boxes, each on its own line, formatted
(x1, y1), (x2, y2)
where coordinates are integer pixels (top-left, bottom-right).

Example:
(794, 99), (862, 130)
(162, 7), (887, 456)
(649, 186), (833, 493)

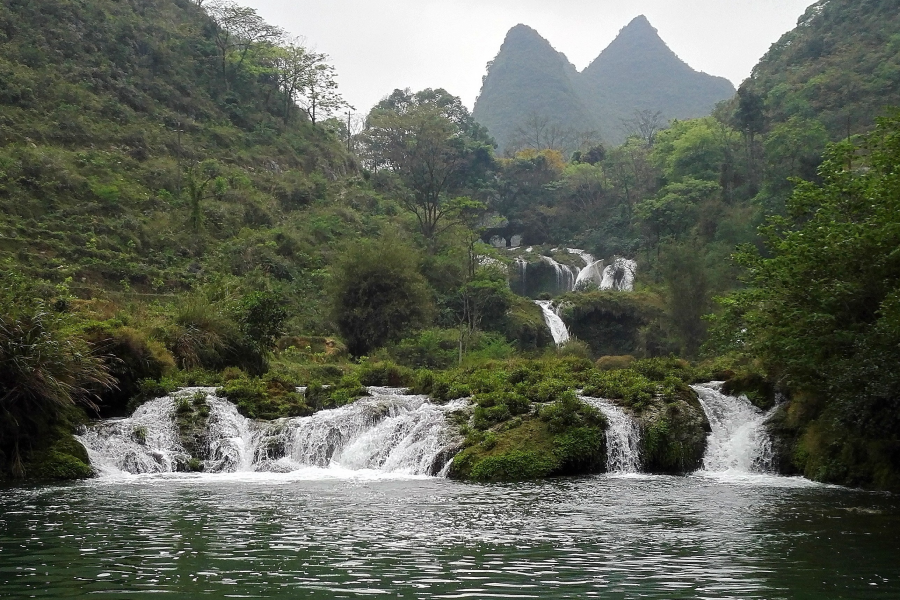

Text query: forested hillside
(733, 0), (900, 139)
(0, 0), (352, 297)
(473, 16), (734, 152)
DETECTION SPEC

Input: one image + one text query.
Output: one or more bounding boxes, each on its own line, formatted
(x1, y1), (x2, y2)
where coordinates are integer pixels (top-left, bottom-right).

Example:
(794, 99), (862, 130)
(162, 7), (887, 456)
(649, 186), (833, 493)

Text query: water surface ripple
(1, 474), (897, 599)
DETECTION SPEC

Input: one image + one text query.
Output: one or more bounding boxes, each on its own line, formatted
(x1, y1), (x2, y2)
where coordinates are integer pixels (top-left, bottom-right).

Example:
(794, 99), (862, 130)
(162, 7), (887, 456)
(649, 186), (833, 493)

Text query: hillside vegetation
(733, 0), (900, 139)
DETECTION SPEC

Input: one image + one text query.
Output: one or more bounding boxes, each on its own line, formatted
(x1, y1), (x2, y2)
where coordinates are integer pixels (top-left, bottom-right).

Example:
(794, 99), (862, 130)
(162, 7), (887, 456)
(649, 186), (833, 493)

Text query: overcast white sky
(241, 0), (815, 114)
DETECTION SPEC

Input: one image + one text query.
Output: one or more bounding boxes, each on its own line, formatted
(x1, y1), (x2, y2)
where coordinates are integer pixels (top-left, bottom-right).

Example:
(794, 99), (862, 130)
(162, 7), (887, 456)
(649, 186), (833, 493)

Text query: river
(1, 472), (897, 599)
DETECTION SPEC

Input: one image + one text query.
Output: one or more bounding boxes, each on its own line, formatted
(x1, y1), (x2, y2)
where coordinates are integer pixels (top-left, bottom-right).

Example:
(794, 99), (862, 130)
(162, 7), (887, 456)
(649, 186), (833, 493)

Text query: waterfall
(535, 300), (570, 345)
(515, 256), (528, 293)
(77, 388), (467, 478)
(600, 258), (637, 291)
(566, 248), (595, 267)
(580, 397), (642, 473)
(539, 255), (579, 293)
(692, 382), (776, 473)
(575, 260), (605, 288)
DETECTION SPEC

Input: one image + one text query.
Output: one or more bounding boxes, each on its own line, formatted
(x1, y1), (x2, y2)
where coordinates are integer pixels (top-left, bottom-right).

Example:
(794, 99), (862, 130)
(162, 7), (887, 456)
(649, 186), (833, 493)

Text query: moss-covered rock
(638, 385), (709, 472)
(504, 296), (553, 351)
(561, 291), (665, 357)
(764, 391), (900, 490)
(450, 394), (607, 482)
(24, 431), (93, 480)
(722, 371), (777, 410)
(220, 375), (311, 419)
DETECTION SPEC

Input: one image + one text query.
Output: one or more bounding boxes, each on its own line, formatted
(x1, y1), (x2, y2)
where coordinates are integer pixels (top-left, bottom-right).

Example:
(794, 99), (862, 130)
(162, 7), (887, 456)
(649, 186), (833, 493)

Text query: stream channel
(1, 386), (899, 599)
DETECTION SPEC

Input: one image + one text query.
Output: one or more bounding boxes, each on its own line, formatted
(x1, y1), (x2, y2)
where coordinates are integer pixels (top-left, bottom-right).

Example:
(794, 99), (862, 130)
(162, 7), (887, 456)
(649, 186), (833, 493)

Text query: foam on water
(78, 388), (467, 480)
(692, 381), (778, 475)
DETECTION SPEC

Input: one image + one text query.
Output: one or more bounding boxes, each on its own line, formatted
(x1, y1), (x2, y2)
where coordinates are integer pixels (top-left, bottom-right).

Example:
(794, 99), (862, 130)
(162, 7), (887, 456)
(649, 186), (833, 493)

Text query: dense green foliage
(0, 272), (113, 477)
(710, 116), (900, 488)
(329, 234), (434, 356)
(736, 0), (900, 140)
(472, 17), (734, 152)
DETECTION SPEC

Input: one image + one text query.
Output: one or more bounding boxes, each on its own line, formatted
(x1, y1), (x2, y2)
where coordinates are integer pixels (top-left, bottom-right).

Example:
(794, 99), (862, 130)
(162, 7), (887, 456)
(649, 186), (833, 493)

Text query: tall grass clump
(0, 272), (115, 477)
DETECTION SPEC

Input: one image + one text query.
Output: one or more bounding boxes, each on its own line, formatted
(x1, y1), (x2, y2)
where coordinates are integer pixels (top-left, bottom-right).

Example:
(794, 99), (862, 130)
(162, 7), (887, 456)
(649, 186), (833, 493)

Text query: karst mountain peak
(473, 16), (735, 151)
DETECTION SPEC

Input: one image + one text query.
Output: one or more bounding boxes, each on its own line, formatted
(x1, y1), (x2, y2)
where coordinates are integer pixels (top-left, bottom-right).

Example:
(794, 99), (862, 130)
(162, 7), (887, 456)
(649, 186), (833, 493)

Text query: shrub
(0, 273), (114, 477)
(356, 360), (414, 387)
(596, 355), (636, 371)
(329, 233), (434, 356)
(540, 392), (605, 434)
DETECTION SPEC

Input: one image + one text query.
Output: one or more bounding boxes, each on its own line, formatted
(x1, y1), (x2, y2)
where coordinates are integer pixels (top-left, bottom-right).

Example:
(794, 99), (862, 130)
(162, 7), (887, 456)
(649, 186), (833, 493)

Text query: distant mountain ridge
(473, 16), (735, 152)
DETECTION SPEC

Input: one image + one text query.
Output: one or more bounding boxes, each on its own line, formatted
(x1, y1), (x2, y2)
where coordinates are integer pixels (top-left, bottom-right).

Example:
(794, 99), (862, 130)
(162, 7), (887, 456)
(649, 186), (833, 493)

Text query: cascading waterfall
(535, 300), (570, 345)
(692, 382), (776, 473)
(600, 257), (637, 291)
(515, 256), (528, 291)
(575, 260), (606, 288)
(580, 396), (642, 473)
(78, 388), (467, 478)
(568, 248), (605, 288)
(512, 250), (637, 294)
(539, 255), (579, 292)
(76, 389), (202, 476)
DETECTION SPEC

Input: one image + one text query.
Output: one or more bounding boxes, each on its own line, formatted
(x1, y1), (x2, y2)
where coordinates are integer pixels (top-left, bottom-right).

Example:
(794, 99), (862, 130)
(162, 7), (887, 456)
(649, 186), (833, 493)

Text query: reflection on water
(0, 474), (897, 599)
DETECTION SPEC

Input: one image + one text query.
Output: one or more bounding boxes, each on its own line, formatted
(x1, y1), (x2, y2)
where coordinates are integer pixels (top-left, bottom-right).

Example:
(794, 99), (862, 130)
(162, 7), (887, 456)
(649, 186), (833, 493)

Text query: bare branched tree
(621, 109), (667, 147)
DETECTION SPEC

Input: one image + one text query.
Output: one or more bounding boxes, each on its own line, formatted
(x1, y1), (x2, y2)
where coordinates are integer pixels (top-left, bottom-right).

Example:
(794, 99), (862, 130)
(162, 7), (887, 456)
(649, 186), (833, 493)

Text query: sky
(241, 0), (816, 115)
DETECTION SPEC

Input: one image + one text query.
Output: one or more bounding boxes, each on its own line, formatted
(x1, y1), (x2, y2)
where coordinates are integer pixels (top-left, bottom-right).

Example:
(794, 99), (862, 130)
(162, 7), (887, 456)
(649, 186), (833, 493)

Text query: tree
(660, 242), (710, 358)
(297, 57), (348, 125)
(507, 113), (600, 157)
(711, 114), (900, 408)
(635, 178), (718, 248)
(269, 39), (348, 126)
(329, 234), (434, 356)
(206, 1), (283, 87)
(622, 109), (667, 147)
(184, 160), (227, 232)
(361, 89), (495, 242)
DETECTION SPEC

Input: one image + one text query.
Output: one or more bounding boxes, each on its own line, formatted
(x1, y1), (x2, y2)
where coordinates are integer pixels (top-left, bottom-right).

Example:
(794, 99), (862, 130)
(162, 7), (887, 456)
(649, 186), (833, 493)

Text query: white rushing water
(580, 396), (642, 473)
(78, 388), (467, 479)
(535, 300), (570, 345)
(513, 249), (637, 293)
(600, 257), (637, 291)
(539, 255), (579, 293)
(692, 382), (776, 474)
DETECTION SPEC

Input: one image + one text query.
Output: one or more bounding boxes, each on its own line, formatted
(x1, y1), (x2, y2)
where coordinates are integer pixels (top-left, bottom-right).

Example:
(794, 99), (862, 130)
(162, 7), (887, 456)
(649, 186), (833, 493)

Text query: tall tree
(361, 89), (495, 242)
(711, 114), (900, 408)
(206, 1), (283, 87)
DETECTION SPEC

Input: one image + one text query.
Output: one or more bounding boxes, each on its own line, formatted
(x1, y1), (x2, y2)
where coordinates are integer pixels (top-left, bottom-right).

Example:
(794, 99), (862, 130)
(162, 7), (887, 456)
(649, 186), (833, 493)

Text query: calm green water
(0, 472), (897, 599)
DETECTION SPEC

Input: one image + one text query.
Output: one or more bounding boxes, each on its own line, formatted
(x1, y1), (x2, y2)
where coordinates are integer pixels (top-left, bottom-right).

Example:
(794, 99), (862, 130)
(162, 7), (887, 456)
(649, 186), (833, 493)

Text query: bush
(540, 392), (605, 434)
(0, 272), (114, 477)
(81, 324), (175, 415)
(596, 355), (636, 371)
(220, 374), (310, 420)
(356, 360), (414, 387)
(329, 233), (434, 356)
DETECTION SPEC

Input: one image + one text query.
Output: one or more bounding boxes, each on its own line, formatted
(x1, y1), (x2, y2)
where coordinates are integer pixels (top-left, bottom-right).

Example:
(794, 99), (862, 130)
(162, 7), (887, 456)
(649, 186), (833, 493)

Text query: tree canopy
(711, 114), (900, 414)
